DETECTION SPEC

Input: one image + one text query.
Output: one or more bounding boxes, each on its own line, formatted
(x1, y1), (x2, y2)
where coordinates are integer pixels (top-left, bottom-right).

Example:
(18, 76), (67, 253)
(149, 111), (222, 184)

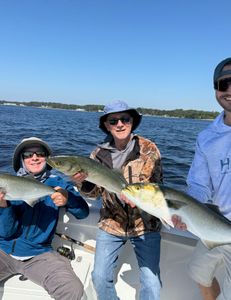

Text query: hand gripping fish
(0, 173), (54, 206)
(121, 182), (231, 249)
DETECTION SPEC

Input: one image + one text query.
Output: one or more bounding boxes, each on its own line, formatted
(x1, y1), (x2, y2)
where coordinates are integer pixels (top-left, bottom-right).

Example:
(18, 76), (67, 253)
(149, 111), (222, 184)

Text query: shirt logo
(220, 158), (230, 173)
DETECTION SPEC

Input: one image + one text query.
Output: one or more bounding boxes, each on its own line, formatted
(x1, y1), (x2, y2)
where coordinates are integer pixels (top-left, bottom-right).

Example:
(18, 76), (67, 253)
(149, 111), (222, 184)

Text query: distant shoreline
(0, 100), (220, 120)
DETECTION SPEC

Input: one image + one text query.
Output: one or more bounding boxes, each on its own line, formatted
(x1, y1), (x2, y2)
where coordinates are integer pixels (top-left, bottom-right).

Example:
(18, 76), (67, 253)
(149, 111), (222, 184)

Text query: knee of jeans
(92, 269), (114, 288)
(140, 268), (161, 288)
(92, 270), (104, 286)
(140, 275), (161, 299)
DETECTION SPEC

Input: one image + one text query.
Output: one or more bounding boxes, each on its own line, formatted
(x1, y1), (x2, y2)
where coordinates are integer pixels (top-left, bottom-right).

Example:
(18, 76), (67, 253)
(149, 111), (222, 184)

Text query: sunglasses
(214, 78), (231, 92)
(107, 117), (131, 126)
(22, 151), (46, 159)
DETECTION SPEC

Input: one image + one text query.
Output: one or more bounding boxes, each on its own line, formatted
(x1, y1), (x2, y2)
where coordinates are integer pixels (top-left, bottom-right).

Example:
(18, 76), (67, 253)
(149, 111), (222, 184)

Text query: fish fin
(201, 239), (225, 250)
(205, 203), (222, 214)
(113, 169), (127, 184)
(204, 204), (231, 224)
(24, 198), (40, 207)
(24, 201), (35, 207)
(166, 199), (187, 210)
(159, 217), (174, 229)
(160, 219), (170, 230)
(24, 175), (37, 181)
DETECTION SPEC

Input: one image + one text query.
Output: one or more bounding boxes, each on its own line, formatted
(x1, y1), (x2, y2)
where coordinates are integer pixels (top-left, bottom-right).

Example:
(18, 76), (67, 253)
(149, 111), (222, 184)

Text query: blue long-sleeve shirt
(0, 174), (89, 256)
(186, 111), (231, 220)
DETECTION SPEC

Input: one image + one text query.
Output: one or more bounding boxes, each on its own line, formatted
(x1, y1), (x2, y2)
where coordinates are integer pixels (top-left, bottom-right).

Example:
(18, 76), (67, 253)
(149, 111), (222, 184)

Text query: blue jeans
(92, 229), (161, 300)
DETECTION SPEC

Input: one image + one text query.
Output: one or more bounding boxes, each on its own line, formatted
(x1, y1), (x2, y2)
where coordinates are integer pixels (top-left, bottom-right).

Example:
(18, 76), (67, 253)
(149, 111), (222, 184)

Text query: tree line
(0, 100), (219, 120)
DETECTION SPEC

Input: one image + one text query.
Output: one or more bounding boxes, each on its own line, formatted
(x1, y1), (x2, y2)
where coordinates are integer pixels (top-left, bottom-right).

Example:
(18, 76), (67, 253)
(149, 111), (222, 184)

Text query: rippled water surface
(0, 105), (211, 190)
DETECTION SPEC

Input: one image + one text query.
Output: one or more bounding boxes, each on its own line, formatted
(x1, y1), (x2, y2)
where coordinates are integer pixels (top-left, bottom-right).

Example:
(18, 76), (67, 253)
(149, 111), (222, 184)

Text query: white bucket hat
(13, 137), (52, 171)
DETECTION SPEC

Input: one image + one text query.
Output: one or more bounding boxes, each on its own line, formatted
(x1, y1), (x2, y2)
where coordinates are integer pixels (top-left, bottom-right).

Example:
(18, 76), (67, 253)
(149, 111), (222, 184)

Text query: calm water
(0, 105), (212, 190)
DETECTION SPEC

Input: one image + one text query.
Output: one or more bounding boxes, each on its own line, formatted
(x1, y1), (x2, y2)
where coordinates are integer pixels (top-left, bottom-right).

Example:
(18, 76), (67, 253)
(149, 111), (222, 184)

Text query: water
(0, 105), (212, 190)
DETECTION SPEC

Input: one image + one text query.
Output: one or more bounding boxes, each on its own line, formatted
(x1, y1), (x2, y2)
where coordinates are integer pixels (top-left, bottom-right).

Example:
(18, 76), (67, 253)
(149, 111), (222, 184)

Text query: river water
(0, 105), (212, 190)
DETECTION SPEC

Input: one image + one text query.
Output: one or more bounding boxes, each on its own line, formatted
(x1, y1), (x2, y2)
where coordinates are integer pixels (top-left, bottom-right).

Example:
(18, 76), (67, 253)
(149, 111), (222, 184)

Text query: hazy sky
(0, 0), (230, 111)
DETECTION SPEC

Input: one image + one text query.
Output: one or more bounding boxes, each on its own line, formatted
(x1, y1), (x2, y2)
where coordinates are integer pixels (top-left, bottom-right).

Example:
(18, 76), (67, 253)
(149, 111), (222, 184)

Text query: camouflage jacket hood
(79, 135), (163, 237)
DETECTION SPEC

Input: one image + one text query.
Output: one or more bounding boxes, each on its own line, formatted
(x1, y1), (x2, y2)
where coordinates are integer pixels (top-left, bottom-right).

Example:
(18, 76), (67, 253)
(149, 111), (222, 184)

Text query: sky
(0, 0), (231, 112)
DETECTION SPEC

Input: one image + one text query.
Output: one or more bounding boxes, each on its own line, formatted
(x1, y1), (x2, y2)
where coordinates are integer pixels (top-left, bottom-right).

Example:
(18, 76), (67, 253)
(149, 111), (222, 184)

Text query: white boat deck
(0, 200), (225, 300)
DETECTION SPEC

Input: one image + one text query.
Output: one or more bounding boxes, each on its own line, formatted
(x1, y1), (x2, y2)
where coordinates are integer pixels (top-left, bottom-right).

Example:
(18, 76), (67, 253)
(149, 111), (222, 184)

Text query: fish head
(121, 183), (174, 228)
(122, 183), (165, 207)
(46, 156), (81, 175)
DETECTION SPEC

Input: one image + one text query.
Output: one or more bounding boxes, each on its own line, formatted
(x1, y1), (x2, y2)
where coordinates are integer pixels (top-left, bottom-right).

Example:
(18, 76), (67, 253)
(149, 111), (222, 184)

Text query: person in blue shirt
(0, 137), (89, 300)
(173, 58), (231, 300)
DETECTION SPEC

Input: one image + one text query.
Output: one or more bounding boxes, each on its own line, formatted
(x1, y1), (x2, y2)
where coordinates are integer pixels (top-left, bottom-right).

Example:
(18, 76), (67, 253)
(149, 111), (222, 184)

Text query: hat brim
(99, 109), (142, 134)
(13, 138), (53, 172)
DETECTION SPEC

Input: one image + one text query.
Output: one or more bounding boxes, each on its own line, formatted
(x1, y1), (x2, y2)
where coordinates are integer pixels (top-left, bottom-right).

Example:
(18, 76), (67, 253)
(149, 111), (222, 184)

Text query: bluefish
(121, 182), (231, 249)
(0, 173), (54, 206)
(47, 155), (127, 194)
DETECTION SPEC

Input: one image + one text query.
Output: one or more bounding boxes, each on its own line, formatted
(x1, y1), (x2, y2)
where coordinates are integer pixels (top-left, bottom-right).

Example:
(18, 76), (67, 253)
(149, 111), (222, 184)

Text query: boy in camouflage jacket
(73, 100), (163, 300)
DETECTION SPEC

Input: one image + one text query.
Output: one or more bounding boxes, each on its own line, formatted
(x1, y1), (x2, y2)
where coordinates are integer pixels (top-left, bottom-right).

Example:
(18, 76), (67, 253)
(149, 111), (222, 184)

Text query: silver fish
(121, 182), (231, 249)
(46, 155), (127, 194)
(0, 173), (54, 206)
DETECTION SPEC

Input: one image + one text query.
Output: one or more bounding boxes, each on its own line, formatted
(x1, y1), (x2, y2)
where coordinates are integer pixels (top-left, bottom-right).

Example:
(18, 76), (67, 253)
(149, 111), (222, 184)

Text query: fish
(46, 155), (127, 194)
(0, 173), (55, 207)
(121, 182), (231, 249)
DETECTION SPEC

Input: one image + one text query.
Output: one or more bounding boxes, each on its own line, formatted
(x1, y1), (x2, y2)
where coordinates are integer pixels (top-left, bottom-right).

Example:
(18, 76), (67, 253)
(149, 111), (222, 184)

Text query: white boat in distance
(0, 199), (225, 300)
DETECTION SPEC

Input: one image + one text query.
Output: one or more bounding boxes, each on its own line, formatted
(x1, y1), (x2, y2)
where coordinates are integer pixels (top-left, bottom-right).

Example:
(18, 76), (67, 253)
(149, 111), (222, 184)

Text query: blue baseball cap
(99, 100), (142, 134)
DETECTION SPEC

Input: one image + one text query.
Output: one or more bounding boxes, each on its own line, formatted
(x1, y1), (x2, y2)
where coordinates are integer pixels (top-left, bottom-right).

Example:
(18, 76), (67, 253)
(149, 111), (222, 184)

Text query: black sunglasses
(214, 78), (231, 92)
(22, 151), (46, 159)
(107, 117), (131, 125)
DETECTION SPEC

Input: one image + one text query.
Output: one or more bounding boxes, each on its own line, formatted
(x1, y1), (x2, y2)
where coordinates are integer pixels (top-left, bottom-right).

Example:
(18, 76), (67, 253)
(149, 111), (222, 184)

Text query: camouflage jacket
(79, 135), (163, 237)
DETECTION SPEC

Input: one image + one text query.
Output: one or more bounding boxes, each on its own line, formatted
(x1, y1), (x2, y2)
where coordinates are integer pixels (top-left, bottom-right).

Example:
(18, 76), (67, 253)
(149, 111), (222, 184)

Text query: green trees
(0, 100), (219, 120)
(137, 107), (219, 119)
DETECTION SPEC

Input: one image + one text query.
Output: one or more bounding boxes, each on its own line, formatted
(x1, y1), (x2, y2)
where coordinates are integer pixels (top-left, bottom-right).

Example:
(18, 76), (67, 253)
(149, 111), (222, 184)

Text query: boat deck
(0, 201), (225, 300)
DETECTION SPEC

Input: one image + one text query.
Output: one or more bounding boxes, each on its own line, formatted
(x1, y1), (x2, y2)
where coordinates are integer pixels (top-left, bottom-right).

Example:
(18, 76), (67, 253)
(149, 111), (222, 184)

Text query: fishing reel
(57, 245), (75, 260)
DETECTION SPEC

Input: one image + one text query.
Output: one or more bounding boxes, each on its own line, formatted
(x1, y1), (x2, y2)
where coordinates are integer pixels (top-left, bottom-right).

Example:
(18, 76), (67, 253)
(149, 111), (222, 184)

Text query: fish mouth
(46, 157), (57, 168)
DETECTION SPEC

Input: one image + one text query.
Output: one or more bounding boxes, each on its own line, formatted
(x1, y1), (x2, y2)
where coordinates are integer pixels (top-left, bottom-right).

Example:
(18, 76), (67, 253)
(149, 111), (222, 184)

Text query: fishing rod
(55, 232), (95, 253)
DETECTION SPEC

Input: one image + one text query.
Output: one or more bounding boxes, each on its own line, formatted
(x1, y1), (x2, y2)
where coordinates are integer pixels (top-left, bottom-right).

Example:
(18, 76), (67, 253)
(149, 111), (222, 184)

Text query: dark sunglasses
(107, 117), (131, 126)
(22, 151), (46, 159)
(214, 78), (231, 92)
